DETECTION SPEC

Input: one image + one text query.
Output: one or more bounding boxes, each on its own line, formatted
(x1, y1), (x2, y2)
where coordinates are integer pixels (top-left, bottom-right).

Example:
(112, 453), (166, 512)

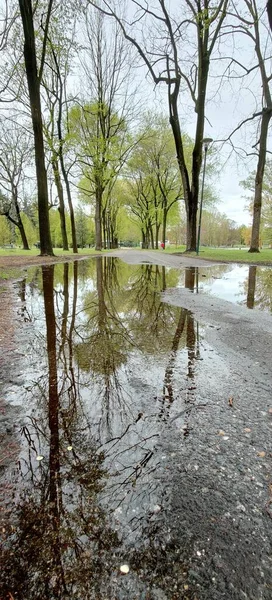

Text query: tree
(41, 7), (79, 253)
(88, 0), (228, 251)
(228, 1), (272, 252)
(18, 0), (54, 255)
(241, 160), (272, 246)
(70, 100), (129, 250)
(127, 116), (188, 248)
(0, 122), (34, 249)
(76, 5), (141, 250)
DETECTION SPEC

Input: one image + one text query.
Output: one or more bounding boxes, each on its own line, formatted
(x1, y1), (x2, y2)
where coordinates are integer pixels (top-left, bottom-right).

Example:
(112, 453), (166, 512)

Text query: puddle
(0, 258), (271, 599)
(178, 263), (272, 312)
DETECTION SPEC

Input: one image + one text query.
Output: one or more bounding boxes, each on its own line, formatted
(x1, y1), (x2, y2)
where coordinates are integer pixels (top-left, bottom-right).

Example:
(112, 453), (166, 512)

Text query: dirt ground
(0, 252), (92, 271)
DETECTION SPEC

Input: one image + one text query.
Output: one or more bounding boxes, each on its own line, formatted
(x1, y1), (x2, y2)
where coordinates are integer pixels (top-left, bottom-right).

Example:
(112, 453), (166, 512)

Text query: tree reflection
(1, 264), (119, 600)
(2, 258), (203, 600)
(247, 265), (257, 309)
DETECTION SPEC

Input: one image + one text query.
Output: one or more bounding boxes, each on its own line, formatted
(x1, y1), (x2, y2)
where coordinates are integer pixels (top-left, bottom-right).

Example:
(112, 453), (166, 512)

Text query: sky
(118, 0), (272, 228)
(0, 0), (270, 229)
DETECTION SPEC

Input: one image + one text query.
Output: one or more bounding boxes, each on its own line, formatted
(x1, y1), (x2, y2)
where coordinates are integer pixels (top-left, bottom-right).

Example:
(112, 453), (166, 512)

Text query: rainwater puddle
(0, 257), (270, 599)
(179, 263), (272, 312)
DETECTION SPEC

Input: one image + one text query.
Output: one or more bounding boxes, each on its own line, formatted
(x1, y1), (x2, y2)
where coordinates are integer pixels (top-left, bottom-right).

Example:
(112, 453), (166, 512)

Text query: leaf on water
(36, 455), (44, 461)
(228, 397), (234, 407)
(257, 451), (266, 458)
(120, 564), (130, 574)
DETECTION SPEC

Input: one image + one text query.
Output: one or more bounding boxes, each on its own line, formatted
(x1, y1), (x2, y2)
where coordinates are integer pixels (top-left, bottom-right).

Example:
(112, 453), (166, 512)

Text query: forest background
(0, 1), (271, 254)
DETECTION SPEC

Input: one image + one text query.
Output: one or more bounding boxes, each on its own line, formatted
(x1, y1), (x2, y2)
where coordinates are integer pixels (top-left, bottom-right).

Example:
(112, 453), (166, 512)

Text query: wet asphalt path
(0, 249), (271, 600)
(105, 250), (272, 600)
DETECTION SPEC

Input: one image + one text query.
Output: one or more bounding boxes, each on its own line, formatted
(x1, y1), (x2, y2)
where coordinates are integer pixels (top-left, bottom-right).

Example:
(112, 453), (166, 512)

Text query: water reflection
(1, 259), (201, 599)
(187, 262), (272, 312)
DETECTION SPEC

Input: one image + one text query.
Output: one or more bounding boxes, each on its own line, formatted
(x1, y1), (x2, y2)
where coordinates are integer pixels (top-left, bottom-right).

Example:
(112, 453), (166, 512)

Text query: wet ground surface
(0, 253), (271, 600)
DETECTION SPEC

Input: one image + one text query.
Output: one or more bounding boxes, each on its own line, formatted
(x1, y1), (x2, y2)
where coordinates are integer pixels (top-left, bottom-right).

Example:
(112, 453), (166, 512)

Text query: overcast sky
(117, 0), (272, 227)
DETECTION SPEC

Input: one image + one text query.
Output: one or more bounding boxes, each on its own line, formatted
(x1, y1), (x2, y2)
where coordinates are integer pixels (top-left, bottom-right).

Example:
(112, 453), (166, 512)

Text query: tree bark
(95, 182), (103, 251)
(9, 186), (30, 249)
(52, 158), (69, 250)
(249, 109), (271, 252)
(18, 0), (53, 256)
(59, 156), (78, 253)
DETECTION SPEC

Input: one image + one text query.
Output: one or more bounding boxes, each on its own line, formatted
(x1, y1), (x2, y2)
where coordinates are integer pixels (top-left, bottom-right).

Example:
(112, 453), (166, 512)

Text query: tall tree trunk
(149, 223), (154, 249)
(162, 206), (167, 247)
(18, 0), (53, 256)
(59, 154), (77, 253)
(95, 182), (103, 251)
(249, 109), (272, 252)
(52, 158), (69, 251)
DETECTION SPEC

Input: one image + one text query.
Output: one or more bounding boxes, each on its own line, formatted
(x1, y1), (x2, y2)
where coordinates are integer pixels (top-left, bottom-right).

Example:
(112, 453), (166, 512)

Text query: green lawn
(1, 245), (272, 265)
(0, 247), (104, 257)
(166, 245), (272, 265)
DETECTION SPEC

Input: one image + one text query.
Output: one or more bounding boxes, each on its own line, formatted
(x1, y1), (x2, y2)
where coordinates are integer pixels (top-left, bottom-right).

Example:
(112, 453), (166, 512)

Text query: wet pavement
(0, 255), (271, 600)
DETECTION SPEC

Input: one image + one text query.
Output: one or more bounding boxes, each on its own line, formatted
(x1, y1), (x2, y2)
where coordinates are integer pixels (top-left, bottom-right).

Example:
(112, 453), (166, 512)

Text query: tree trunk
(149, 223), (154, 249)
(162, 207), (167, 248)
(59, 155), (77, 253)
(52, 158), (69, 251)
(249, 109), (272, 252)
(12, 186), (30, 250)
(95, 183), (103, 251)
(155, 224), (160, 249)
(18, 0), (53, 256)
(4, 212), (30, 250)
(102, 209), (107, 249)
(18, 222), (30, 250)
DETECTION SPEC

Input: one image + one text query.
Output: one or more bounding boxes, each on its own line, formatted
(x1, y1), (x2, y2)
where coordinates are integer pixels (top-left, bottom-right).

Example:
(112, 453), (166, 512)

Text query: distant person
(160, 242), (165, 249)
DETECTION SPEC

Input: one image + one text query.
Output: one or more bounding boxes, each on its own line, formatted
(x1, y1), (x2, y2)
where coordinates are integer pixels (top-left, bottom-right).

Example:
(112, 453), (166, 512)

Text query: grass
(0, 246), (107, 257)
(166, 245), (272, 265)
(1, 245), (272, 266)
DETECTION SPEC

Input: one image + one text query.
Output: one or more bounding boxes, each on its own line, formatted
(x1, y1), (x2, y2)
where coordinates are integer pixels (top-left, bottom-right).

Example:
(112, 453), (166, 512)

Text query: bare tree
(229, 0), (272, 252)
(88, 0), (228, 251)
(0, 122), (33, 249)
(41, 27), (79, 251)
(78, 5), (139, 250)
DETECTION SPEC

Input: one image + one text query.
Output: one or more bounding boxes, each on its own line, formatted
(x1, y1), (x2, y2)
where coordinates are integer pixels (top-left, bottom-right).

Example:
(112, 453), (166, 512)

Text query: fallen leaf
(244, 428), (251, 433)
(257, 451), (266, 458)
(120, 564), (130, 574)
(268, 408), (272, 414)
(228, 397), (234, 407)
(218, 430), (225, 436)
(184, 584), (189, 590)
